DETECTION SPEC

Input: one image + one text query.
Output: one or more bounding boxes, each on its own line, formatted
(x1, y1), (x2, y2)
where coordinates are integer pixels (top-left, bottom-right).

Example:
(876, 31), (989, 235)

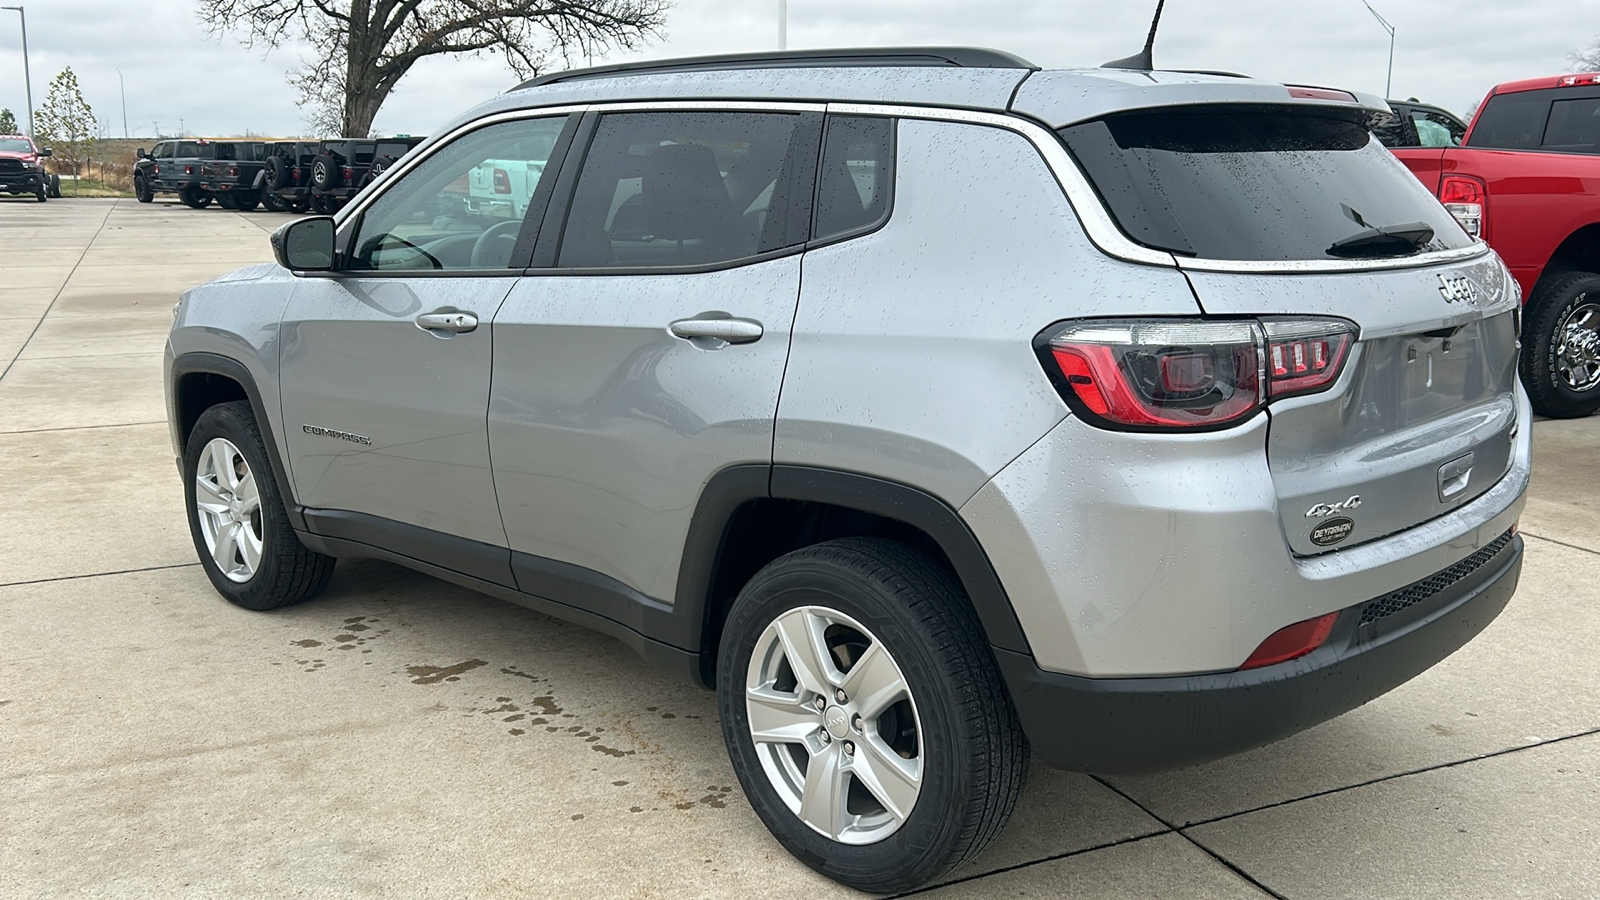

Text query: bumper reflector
(1240, 612), (1339, 669)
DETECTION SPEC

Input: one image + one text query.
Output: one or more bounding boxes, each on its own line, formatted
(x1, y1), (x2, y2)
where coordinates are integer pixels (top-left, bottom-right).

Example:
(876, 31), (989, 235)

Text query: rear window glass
(1058, 108), (1474, 261)
(176, 141), (200, 158)
(1542, 97), (1600, 152)
(1467, 91), (1550, 150)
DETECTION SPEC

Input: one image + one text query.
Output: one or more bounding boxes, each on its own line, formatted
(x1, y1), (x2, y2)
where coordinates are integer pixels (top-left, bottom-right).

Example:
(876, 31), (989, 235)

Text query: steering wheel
(471, 220), (524, 268)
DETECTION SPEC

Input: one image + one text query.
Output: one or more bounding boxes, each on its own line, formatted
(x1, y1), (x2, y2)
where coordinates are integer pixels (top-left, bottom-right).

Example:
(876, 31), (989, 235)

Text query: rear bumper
(1000, 532), (1522, 774)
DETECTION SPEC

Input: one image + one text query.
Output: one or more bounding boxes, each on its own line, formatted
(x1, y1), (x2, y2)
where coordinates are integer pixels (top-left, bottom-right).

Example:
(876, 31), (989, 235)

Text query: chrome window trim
(339, 96), (1491, 276)
(830, 101), (1493, 274)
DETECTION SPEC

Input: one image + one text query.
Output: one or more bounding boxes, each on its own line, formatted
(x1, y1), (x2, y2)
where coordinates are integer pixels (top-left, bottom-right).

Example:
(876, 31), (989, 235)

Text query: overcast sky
(0, 0), (1595, 140)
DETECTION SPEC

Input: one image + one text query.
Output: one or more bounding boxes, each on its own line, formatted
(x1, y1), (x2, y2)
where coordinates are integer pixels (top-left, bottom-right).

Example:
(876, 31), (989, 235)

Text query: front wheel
(183, 401), (335, 610)
(134, 173), (153, 203)
(716, 538), (1028, 893)
(1522, 272), (1600, 418)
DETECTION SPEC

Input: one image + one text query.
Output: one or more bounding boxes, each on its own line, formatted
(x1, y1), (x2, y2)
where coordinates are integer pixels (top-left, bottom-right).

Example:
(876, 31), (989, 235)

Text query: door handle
(669, 315), (763, 345)
(416, 311), (478, 334)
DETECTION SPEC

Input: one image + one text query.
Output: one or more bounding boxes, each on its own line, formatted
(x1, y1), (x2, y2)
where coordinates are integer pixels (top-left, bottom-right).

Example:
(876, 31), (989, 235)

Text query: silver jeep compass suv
(165, 47), (1529, 892)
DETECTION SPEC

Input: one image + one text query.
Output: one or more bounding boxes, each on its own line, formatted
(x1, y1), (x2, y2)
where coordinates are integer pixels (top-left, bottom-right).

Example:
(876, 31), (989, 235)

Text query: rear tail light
(1240, 612), (1339, 669)
(228, 166), (238, 177)
(343, 166), (354, 180)
(1041, 318), (1356, 431)
(493, 168), (512, 194)
(1438, 174), (1487, 240)
(184, 165), (193, 174)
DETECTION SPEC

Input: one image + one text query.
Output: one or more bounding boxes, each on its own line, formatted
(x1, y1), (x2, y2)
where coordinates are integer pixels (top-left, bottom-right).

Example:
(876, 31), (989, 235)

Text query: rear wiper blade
(1326, 221), (1435, 259)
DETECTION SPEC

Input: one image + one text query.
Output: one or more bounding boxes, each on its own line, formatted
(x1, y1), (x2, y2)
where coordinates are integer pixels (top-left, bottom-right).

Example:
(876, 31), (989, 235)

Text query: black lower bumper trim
(1000, 536), (1523, 774)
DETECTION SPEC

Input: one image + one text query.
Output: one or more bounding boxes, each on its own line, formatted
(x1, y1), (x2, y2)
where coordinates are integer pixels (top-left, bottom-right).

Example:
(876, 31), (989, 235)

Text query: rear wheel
(180, 186), (212, 209)
(215, 191), (239, 210)
(183, 401), (335, 610)
(232, 190), (260, 211)
(134, 173), (153, 203)
(1522, 272), (1600, 419)
(716, 537), (1028, 893)
(261, 192), (287, 212)
(310, 193), (340, 215)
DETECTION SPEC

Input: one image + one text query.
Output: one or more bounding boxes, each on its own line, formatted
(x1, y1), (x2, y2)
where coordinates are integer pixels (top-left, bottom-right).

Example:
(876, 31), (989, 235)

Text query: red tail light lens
(1240, 612), (1339, 669)
(1438, 174), (1487, 240)
(342, 166), (354, 179)
(228, 166), (238, 177)
(1043, 318), (1357, 431)
(493, 168), (512, 194)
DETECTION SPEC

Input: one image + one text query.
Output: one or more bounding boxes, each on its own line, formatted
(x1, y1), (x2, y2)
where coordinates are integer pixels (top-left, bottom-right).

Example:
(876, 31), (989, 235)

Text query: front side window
(349, 116), (570, 271)
(1059, 108), (1475, 261)
(813, 115), (895, 241)
(556, 110), (819, 269)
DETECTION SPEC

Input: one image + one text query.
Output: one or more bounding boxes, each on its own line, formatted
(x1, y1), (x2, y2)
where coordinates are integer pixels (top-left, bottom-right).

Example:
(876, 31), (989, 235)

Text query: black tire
(261, 192), (288, 212)
(1521, 272), (1600, 419)
(288, 195), (311, 213)
(35, 186), (46, 202)
(180, 186), (212, 209)
(232, 190), (260, 211)
(134, 173), (153, 203)
(310, 154), (340, 190)
(264, 155), (290, 190)
(182, 401), (335, 611)
(716, 537), (1028, 894)
(367, 155), (394, 184)
(310, 193), (340, 215)
(215, 191), (239, 210)
(47, 175), (61, 198)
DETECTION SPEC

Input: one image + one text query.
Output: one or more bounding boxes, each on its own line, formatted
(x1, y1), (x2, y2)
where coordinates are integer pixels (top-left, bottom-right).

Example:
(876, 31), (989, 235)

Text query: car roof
(1490, 73), (1600, 95)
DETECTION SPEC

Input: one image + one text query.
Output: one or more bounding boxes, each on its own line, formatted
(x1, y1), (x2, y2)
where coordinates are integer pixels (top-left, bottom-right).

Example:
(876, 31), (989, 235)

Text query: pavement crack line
(0, 562), (200, 589)
(0, 420), (168, 436)
(1521, 530), (1600, 557)
(0, 200), (119, 384)
(889, 829), (1174, 898)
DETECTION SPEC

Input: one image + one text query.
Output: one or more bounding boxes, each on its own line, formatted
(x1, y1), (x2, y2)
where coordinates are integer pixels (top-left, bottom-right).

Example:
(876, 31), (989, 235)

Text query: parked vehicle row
(169, 48), (1531, 893)
(134, 137), (425, 213)
(0, 134), (61, 201)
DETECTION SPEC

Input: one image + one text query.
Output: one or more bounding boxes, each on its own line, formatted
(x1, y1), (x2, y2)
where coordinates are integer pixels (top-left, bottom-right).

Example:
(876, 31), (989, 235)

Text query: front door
(278, 114), (574, 575)
(489, 107), (821, 604)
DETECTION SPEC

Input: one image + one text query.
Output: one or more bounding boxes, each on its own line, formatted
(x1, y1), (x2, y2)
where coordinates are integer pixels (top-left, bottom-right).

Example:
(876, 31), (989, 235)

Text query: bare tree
(200, 0), (671, 137)
(1571, 38), (1600, 72)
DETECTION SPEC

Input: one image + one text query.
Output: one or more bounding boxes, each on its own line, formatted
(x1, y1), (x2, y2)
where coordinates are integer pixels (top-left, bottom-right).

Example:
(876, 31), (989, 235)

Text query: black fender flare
(168, 352), (304, 531)
(673, 464), (1033, 686)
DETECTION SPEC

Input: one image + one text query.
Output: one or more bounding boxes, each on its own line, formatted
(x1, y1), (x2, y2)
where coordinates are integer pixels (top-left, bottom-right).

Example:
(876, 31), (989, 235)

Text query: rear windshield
(1058, 108), (1473, 261)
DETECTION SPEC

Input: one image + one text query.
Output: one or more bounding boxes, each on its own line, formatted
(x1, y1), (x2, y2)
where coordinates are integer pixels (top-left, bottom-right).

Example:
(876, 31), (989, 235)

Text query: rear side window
(1542, 97), (1600, 152)
(557, 111), (820, 269)
(1369, 112), (1412, 148)
(1467, 91), (1550, 150)
(176, 141), (200, 158)
(1059, 108), (1474, 261)
(813, 116), (894, 241)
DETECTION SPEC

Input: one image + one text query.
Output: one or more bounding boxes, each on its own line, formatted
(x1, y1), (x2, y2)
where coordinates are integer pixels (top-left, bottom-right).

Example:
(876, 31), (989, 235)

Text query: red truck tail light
(493, 168), (512, 194)
(1438, 174), (1487, 240)
(228, 166), (238, 177)
(1041, 317), (1356, 432)
(342, 166), (354, 180)
(185, 165), (194, 174)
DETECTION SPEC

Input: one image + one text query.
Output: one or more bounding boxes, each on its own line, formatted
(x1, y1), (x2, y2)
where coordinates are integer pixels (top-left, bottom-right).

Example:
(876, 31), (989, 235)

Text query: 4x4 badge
(1305, 495), (1361, 518)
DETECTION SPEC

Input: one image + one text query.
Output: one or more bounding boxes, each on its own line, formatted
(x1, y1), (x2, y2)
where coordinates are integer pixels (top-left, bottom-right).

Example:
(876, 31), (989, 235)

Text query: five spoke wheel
(193, 437), (264, 583)
(745, 606), (923, 845)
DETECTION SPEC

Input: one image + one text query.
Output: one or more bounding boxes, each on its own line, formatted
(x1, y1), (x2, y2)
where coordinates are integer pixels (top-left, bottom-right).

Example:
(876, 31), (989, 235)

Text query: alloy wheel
(193, 437), (264, 583)
(744, 605), (923, 845)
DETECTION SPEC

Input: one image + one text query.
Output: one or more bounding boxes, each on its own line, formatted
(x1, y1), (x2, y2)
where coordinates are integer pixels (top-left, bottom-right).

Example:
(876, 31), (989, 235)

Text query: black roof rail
(514, 46), (1036, 90)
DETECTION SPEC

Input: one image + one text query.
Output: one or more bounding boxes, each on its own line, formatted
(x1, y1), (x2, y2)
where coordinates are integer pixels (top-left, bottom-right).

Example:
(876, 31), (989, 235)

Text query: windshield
(0, 138), (34, 153)
(1058, 107), (1475, 261)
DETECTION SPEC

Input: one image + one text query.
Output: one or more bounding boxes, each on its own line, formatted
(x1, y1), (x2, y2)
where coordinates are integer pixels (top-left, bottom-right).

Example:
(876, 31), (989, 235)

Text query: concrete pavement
(2, 197), (1597, 898)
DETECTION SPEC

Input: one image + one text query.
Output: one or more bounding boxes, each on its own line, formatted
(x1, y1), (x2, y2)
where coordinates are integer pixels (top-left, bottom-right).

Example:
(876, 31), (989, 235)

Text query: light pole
(778, 0), (787, 50)
(1, 5), (33, 136)
(1363, 1), (1396, 100)
(117, 68), (127, 138)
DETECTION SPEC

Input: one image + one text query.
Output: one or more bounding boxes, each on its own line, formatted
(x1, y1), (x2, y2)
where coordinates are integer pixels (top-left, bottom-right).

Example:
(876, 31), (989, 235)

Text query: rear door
(488, 106), (821, 605)
(1059, 105), (1519, 554)
(278, 114), (574, 578)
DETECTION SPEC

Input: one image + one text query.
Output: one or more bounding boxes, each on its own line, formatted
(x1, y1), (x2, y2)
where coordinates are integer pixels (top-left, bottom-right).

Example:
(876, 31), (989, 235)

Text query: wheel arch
(169, 352), (304, 530)
(1534, 222), (1600, 297)
(677, 465), (1033, 689)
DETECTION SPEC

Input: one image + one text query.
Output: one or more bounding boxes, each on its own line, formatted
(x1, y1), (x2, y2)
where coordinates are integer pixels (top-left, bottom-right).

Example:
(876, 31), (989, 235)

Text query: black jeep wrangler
(307, 136), (424, 213)
(260, 141), (321, 213)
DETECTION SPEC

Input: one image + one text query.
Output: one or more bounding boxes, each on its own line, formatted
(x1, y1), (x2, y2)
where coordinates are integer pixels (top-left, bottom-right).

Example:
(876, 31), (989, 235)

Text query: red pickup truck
(1391, 74), (1600, 418)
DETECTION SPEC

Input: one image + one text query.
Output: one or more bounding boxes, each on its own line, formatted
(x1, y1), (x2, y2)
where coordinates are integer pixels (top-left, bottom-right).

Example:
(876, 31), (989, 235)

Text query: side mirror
(39, 147), (52, 158)
(270, 217), (336, 272)
(136, 148), (147, 159)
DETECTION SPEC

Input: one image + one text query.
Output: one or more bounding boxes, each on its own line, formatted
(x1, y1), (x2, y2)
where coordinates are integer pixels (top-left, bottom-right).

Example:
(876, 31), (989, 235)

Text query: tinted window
(1059, 108), (1475, 261)
(1542, 97), (1600, 152)
(176, 141), (200, 158)
(1409, 109), (1465, 147)
(813, 116), (894, 240)
(557, 111), (819, 268)
(350, 116), (569, 271)
(1369, 112), (1412, 148)
(1467, 91), (1550, 150)
(154, 142), (173, 159)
